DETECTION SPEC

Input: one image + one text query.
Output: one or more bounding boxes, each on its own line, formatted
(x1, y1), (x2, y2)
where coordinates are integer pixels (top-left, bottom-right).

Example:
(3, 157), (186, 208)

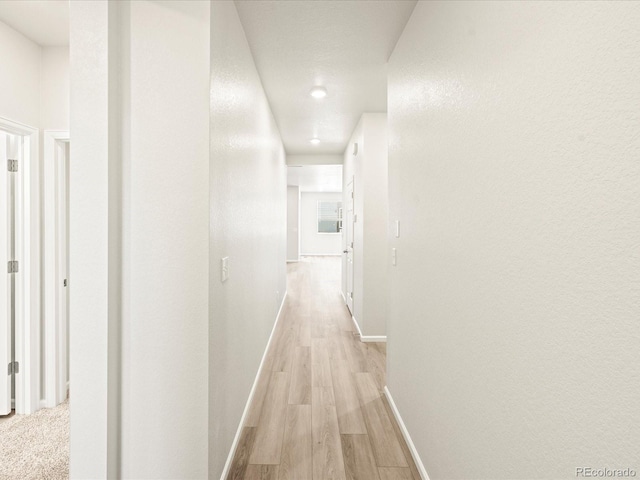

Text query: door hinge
(7, 159), (18, 172)
(7, 361), (19, 375)
(7, 261), (19, 274)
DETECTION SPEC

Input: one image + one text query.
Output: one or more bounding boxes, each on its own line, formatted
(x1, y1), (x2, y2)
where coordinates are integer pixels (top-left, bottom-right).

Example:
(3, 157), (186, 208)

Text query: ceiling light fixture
(310, 138), (321, 145)
(310, 86), (327, 99)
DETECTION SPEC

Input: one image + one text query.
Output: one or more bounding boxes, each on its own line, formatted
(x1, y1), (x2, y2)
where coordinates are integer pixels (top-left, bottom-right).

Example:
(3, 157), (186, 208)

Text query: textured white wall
(342, 114), (389, 336)
(69, 2), (116, 476)
(40, 47), (69, 132)
(287, 154), (343, 166)
(120, 1), (210, 478)
(209, 1), (287, 477)
(300, 192), (342, 255)
(287, 186), (300, 261)
(361, 114), (389, 337)
(388, 2), (640, 478)
(0, 21), (40, 127)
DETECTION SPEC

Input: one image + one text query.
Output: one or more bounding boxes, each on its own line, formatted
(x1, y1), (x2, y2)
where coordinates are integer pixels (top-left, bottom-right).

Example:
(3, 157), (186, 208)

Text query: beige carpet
(0, 400), (69, 479)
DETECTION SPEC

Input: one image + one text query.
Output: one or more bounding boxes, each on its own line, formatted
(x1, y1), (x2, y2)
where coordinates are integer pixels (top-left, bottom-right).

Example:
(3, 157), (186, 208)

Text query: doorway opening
(43, 130), (70, 408)
(0, 116), (40, 416)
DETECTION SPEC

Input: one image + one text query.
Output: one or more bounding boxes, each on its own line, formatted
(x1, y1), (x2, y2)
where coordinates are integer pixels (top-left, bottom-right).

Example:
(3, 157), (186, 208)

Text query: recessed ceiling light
(310, 138), (321, 145)
(310, 86), (327, 99)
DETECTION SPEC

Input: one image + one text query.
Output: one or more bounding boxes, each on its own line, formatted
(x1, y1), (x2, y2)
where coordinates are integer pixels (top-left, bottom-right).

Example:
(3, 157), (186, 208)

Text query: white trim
(43, 130), (70, 408)
(286, 260), (299, 263)
(349, 314), (387, 343)
(361, 335), (387, 343)
(220, 291), (288, 480)
(384, 386), (430, 480)
(0, 116), (40, 415)
(300, 253), (341, 257)
(351, 314), (363, 337)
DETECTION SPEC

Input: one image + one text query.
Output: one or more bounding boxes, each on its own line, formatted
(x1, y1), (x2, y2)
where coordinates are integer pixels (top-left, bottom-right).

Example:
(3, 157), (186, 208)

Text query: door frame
(345, 177), (355, 313)
(0, 116), (40, 415)
(43, 130), (70, 408)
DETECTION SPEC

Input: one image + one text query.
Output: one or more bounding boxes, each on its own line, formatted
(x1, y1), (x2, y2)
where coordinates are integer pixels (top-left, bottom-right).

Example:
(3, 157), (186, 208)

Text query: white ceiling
(0, 0), (416, 155)
(288, 165), (343, 192)
(235, 0), (416, 155)
(0, 0), (69, 47)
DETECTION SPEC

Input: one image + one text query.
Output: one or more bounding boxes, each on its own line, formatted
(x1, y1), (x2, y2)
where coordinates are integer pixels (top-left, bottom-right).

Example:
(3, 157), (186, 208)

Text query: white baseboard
(383, 386), (430, 480)
(350, 314), (363, 336)
(361, 335), (387, 343)
(350, 314), (387, 343)
(220, 291), (288, 480)
(300, 253), (341, 256)
(286, 259), (299, 263)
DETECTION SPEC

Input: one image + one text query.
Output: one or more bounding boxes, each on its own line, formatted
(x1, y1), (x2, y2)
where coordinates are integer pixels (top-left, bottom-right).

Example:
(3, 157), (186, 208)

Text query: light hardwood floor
(228, 256), (420, 480)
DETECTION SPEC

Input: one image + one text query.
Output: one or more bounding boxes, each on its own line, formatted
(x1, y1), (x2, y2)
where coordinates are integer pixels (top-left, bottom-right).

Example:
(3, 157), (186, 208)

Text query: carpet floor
(0, 400), (69, 479)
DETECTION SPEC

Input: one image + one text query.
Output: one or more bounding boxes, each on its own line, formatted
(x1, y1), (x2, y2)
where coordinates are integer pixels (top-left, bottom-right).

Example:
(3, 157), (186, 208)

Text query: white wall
(120, 2), (210, 478)
(0, 21), (40, 127)
(300, 191), (342, 255)
(388, 2), (640, 479)
(342, 114), (389, 337)
(209, 1), (287, 478)
(287, 185), (300, 261)
(69, 2), (116, 476)
(287, 154), (342, 165)
(70, 1), (210, 478)
(40, 47), (69, 132)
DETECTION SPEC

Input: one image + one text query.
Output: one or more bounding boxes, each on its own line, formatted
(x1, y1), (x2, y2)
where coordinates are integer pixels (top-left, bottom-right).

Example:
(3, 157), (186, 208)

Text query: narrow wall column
(69, 1), (120, 477)
(70, 1), (210, 477)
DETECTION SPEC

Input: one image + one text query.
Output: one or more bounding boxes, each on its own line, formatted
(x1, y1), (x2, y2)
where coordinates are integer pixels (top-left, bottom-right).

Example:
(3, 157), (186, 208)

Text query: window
(317, 201), (342, 233)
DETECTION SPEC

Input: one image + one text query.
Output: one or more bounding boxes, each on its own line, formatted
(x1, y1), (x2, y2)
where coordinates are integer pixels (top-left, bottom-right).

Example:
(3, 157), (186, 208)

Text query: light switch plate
(221, 257), (229, 282)
(391, 248), (397, 266)
(395, 220), (400, 238)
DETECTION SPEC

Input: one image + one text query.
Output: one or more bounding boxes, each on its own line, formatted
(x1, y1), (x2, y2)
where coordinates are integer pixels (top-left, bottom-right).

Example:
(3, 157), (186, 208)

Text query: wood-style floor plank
(312, 402), (346, 480)
(378, 467), (414, 480)
(341, 434), (380, 480)
(227, 427), (256, 480)
(365, 343), (386, 392)
(341, 330), (368, 372)
(311, 338), (333, 387)
(298, 318), (311, 347)
(354, 373), (407, 467)
(245, 464), (279, 480)
(278, 405), (312, 480)
(245, 362), (273, 427)
(288, 346), (311, 404)
(249, 372), (290, 465)
(271, 321), (296, 373)
(312, 386), (336, 407)
(380, 395), (421, 480)
(331, 360), (367, 434)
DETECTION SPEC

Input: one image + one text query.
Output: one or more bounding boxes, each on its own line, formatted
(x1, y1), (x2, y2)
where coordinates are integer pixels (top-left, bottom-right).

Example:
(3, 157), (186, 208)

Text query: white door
(0, 132), (12, 415)
(345, 179), (354, 313)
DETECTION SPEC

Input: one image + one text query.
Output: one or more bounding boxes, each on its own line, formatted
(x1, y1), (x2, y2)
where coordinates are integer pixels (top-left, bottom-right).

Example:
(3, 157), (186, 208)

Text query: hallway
(228, 257), (419, 480)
